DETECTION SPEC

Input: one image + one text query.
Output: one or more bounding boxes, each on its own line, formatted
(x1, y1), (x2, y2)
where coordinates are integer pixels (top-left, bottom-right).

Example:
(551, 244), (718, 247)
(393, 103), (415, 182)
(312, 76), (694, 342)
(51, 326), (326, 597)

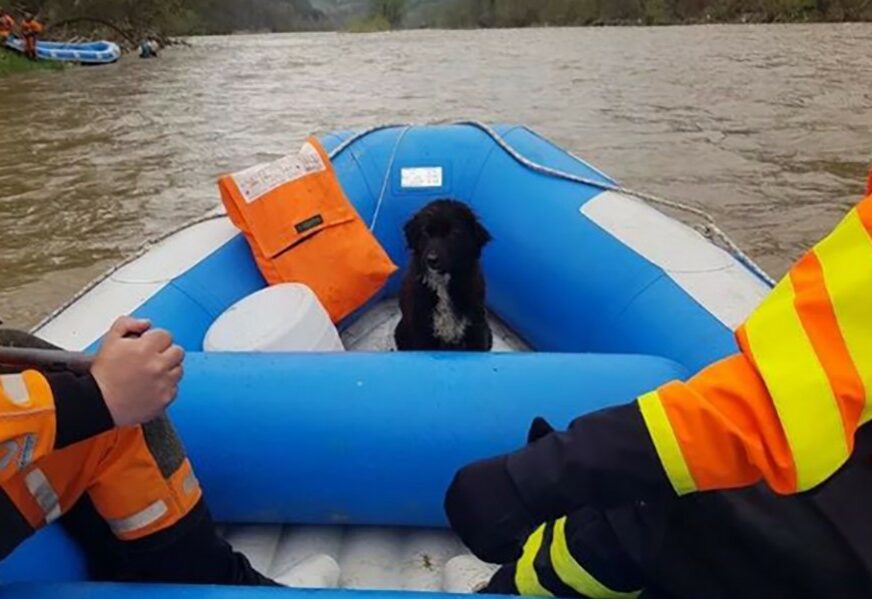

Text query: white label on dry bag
(233, 142), (326, 204)
(401, 167), (443, 189)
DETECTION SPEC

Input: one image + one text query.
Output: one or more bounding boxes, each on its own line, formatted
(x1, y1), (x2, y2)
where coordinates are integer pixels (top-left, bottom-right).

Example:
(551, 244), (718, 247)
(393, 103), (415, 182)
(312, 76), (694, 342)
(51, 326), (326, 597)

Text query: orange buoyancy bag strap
(219, 137), (397, 322)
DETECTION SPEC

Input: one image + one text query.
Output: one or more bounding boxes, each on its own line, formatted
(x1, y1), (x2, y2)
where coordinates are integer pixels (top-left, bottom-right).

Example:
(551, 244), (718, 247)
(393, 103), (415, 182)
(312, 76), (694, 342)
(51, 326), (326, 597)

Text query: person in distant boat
(447, 178), (872, 597)
(0, 9), (15, 45)
(20, 13), (42, 60)
(0, 317), (278, 586)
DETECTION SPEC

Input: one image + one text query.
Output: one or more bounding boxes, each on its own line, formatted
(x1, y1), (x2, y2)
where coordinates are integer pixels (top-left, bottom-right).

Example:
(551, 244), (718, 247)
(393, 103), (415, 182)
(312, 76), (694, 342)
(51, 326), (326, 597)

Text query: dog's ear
(474, 219), (492, 249)
(404, 212), (424, 249)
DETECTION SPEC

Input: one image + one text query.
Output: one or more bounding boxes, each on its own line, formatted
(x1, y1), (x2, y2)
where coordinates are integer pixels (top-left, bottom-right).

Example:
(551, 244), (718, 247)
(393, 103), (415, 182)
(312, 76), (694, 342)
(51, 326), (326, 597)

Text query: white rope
(32, 125), (412, 333)
(31, 130), (398, 334)
(29, 211), (228, 334)
(369, 125), (412, 232)
(35, 121), (772, 333)
(327, 123), (413, 161)
(331, 121), (773, 286)
(461, 121), (775, 286)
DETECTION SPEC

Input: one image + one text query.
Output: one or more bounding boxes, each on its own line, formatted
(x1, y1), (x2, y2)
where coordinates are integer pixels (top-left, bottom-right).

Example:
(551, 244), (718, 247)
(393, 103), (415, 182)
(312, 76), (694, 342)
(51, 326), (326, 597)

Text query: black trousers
(484, 427), (872, 599)
(63, 495), (277, 585)
(0, 329), (277, 586)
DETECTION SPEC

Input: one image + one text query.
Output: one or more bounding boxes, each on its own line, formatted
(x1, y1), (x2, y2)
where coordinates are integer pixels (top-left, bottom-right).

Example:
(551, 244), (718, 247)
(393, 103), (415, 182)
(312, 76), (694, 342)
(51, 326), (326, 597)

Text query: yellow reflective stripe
(637, 391), (697, 495)
(814, 209), (872, 426)
(745, 276), (849, 490)
(515, 524), (553, 597)
(550, 517), (642, 599)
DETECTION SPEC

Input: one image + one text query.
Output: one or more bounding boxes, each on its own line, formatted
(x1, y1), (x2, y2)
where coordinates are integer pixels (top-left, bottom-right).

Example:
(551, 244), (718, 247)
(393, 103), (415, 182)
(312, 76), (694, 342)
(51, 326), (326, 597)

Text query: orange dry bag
(219, 137), (397, 322)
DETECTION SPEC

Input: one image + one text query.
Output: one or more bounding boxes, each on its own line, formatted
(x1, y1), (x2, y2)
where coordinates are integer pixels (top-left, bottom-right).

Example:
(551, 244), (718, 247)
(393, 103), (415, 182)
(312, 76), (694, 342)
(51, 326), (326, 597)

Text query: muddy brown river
(1, 25), (870, 328)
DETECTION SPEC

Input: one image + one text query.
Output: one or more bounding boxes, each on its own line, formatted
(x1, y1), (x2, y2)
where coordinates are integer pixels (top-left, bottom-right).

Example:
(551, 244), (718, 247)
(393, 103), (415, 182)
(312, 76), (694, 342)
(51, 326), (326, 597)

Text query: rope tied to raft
(33, 121), (774, 334)
(368, 125), (412, 232)
(329, 121), (775, 287)
(30, 209), (228, 334)
(470, 121), (774, 286)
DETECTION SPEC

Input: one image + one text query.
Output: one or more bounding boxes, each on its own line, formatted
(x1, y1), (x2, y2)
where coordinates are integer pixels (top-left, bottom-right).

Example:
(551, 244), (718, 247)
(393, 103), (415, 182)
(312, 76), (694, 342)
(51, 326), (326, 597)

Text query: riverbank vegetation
(0, 0), (868, 45)
(345, 0), (404, 31)
(0, 47), (63, 75)
(430, 0), (872, 27)
(0, 0), (329, 46)
(333, 0), (872, 29)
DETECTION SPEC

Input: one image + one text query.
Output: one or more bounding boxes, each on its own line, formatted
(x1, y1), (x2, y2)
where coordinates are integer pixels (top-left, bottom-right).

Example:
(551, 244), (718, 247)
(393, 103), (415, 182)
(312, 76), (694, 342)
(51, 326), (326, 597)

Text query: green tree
(640, 0), (675, 23)
(370, 0), (405, 27)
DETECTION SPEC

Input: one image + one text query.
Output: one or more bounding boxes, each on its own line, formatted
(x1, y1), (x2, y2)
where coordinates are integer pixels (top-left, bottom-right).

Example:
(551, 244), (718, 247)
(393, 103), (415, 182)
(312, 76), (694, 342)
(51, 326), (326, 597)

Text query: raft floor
(223, 299), (526, 590)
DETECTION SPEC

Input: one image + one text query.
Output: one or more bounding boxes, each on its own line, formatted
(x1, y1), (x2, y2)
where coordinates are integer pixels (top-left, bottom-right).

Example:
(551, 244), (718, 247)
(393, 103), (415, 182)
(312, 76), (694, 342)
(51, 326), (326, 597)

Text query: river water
(0, 25), (870, 328)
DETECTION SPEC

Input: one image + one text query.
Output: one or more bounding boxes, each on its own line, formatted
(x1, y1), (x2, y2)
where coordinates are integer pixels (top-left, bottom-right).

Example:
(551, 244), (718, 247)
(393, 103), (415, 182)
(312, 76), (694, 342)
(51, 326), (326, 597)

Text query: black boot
(64, 495), (279, 586)
(119, 498), (280, 585)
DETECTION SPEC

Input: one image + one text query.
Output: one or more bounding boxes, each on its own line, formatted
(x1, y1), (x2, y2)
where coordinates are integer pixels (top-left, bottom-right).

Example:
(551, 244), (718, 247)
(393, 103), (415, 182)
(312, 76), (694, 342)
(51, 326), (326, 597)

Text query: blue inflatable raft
(4, 36), (120, 64)
(0, 123), (771, 597)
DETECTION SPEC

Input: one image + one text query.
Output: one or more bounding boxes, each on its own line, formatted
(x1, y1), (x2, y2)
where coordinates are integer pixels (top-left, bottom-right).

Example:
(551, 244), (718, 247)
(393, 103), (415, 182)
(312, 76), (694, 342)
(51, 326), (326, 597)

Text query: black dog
(394, 199), (493, 351)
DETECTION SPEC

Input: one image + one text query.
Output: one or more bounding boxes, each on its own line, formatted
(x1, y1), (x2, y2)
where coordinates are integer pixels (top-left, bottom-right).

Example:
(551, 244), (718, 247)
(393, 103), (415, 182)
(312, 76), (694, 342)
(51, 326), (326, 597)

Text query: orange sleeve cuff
(646, 353), (799, 495)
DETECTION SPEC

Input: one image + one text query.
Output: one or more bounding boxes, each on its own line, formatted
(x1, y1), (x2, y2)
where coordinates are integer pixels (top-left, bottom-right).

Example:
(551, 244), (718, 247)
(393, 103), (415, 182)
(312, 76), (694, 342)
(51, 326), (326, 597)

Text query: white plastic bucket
(204, 283), (344, 353)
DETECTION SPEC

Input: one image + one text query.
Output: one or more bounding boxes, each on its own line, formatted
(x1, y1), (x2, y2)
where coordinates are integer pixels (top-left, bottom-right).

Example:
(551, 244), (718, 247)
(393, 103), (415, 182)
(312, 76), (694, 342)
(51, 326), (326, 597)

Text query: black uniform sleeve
(506, 402), (675, 523)
(445, 402), (675, 563)
(49, 372), (114, 449)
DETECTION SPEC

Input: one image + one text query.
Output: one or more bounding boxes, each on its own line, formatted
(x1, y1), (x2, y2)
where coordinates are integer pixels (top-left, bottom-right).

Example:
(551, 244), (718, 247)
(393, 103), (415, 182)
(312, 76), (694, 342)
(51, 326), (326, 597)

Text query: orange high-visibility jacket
(448, 187), (872, 571)
(0, 14), (15, 34)
(0, 370), (111, 484)
(21, 19), (43, 36)
(492, 191), (872, 534)
(639, 192), (872, 495)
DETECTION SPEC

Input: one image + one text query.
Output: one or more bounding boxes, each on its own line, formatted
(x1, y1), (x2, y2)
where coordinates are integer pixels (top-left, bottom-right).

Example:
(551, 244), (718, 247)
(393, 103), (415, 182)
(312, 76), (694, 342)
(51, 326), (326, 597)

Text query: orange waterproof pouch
(219, 137), (397, 322)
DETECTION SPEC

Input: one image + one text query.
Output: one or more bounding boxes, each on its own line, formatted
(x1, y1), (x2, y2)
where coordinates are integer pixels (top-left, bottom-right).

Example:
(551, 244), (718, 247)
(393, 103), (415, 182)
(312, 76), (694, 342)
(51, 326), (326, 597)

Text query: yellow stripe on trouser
(744, 276), (849, 491)
(515, 524), (553, 597)
(812, 209), (872, 425)
(550, 517), (642, 599)
(637, 391), (697, 495)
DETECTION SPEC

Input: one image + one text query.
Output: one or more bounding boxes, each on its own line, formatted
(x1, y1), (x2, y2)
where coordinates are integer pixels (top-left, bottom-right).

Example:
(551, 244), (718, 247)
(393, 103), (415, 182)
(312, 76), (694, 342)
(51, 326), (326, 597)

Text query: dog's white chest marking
(423, 271), (469, 344)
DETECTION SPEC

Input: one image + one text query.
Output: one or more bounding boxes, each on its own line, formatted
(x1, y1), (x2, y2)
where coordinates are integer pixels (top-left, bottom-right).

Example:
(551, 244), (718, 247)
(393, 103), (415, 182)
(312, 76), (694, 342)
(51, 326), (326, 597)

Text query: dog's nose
(426, 252), (440, 269)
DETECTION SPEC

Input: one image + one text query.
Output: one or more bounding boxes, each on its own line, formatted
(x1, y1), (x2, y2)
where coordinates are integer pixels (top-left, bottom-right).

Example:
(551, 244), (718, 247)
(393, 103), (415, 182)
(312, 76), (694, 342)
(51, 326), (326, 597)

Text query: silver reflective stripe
(0, 440), (19, 471)
(24, 469), (61, 523)
(108, 500), (168, 535)
(182, 470), (199, 495)
(0, 375), (29, 406)
(18, 434), (36, 469)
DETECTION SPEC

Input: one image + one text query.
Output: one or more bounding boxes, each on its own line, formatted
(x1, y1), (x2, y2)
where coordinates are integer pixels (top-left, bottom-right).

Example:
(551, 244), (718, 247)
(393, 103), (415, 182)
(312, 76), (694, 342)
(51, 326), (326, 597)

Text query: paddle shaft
(0, 347), (94, 375)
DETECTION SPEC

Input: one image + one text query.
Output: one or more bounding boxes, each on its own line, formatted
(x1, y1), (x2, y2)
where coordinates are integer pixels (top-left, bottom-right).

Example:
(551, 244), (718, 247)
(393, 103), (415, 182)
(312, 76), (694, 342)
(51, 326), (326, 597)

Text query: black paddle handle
(0, 347), (94, 375)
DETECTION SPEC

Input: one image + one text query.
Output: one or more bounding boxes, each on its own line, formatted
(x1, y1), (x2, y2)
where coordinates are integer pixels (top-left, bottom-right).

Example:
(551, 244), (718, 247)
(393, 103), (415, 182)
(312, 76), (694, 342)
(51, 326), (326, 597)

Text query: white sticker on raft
(581, 191), (771, 329)
(232, 142), (326, 204)
(401, 167), (443, 189)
